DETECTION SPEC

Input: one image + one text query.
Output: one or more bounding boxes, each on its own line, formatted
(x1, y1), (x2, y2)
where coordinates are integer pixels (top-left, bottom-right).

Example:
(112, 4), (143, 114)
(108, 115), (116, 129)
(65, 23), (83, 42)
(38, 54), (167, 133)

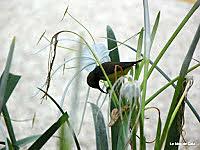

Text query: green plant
(0, 1), (200, 150)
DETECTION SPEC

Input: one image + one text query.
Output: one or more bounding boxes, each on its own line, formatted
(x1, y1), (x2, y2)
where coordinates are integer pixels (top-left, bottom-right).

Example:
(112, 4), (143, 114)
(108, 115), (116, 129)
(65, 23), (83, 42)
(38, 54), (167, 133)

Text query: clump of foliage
(0, 1), (200, 150)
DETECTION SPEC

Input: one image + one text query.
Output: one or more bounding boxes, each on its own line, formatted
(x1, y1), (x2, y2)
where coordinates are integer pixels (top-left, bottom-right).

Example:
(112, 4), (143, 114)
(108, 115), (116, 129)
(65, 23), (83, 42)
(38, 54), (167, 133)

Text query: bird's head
(87, 71), (106, 93)
(87, 71), (98, 87)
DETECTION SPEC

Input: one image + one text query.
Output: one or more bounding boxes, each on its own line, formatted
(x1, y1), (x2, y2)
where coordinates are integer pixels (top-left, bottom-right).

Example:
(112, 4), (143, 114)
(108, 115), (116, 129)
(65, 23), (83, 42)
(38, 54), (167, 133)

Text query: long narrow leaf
(28, 113), (69, 150)
(59, 123), (72, 150)
(107, 25), (120, 62)
(106, 25), (121, 150)
(151, 11), (160, 48)
(140, 0), (151, 149)
(134, 28), (144, 80)
(37, 88), (80, 149)
(1, 135), (40, 150)
(2, 107), (19, 150)
(154, 111), (162, 150)
(6, 138), (14, 150)
(161, 24), (200, 149)
(0, 37), (16, 113)
(147, 1), (200, 80)
(16, 135), (40, 147)
(0, 72), (20, 149)
(90, 103), (108, 150)
(145, 64), (200, 105)
(0, 73), (21, 105)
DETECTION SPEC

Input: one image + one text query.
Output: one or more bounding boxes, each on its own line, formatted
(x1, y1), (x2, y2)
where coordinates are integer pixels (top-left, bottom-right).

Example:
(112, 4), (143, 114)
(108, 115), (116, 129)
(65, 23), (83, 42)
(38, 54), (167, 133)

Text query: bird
(87, 59), (142, 93)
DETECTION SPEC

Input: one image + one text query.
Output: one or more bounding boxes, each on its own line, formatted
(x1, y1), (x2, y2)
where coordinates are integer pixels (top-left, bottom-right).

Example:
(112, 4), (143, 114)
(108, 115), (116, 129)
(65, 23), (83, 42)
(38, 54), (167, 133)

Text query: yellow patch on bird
(107, 66), (132, 82)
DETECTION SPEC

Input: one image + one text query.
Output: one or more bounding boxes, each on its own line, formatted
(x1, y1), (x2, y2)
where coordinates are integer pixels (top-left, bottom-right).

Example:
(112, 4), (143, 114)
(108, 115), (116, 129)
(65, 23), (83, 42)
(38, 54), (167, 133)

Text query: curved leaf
(107, 25), (120, 62)
(90, 103), (108, 150)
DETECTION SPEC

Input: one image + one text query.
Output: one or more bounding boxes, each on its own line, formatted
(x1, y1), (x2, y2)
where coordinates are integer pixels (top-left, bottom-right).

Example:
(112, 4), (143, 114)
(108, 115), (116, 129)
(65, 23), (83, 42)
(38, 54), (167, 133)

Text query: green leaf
(0, 73), (21, 104)
(111, 120), (121, 150)
(164, 80), (187, 150)
(1, 135), (40, 150)
(0, 73), (20, 149)
(131, 127), (137, 150)
(140, 0), (151, 149)
(16, 135), (40, 147)
(151, 11), (160, 48)
(90, 103), (108, 150)
(2, 107), (19, 150)
(107, 25), (120, 62)
(0, 37), (16, 113)
(34, 89), (80, 150)
(106, 25), (121, 150)
(145, 64), (200, 105)
(117, 119), (128, 150)
(59, 123), (72, 150)
(7, 138), (14, 150)
(28, 113), (69, 150)
(134, 28), (144, 80)
(136, 28), (144, 61)
(161, 24), (200, 149)
(154, 113), (162, 150)
(0, 37), (20, 149)
(147, 1), (200, 80)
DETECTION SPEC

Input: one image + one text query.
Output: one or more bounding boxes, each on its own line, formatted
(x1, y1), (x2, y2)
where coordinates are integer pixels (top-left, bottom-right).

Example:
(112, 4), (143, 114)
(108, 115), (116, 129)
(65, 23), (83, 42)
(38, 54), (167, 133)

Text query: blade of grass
(131, 127), (137, 150)
(35, 89), (80, 150)
(59, 123), (72, 150)
(16, 135), (40, 147)
(0, 58), (19, 150)
(38, 88), (64, 114)
(6, 138), (14, 150)
(145, 63), (200, 105)
(0, 72), (20, 148)
(146, 1), (200, 81)
(164, 78), (188, 150)
(107, 25), (120, 62)
(106, 25), (121, 150)
(90, 103), (108, 150)
(0, 135), (40, 150)
(1, 135), (40, 150)
(154, 109), (162, 150)
(2, 107), (19, 150)
(140, 0), (151, 149)
(117, 119), (128, 150)
(0, 37), (16, 113)
(0, 120), (8, 150)
(150, 11), (160, 48)
(28, 112), (70, 150)
(135, 11), (160, 80)
(0, 73), (21, 104)
(161, 24), (200, 149)
(134, 28), (144, 80)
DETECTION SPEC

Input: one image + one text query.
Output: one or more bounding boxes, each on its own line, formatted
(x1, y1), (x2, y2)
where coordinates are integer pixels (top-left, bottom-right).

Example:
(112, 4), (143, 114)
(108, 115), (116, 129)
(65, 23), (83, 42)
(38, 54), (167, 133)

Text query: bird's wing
(94, 60), (142, 81)
(95, 62), (134, 80)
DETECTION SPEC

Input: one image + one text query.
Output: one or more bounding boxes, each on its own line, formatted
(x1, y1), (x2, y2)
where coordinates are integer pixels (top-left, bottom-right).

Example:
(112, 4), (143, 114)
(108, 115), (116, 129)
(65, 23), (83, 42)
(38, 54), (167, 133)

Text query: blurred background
(0, 0), (199, 149)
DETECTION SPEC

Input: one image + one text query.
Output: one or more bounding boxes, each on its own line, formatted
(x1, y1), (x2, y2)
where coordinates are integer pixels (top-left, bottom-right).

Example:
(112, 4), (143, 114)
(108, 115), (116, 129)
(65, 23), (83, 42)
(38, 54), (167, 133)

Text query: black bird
(87, 59), (142, 93)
